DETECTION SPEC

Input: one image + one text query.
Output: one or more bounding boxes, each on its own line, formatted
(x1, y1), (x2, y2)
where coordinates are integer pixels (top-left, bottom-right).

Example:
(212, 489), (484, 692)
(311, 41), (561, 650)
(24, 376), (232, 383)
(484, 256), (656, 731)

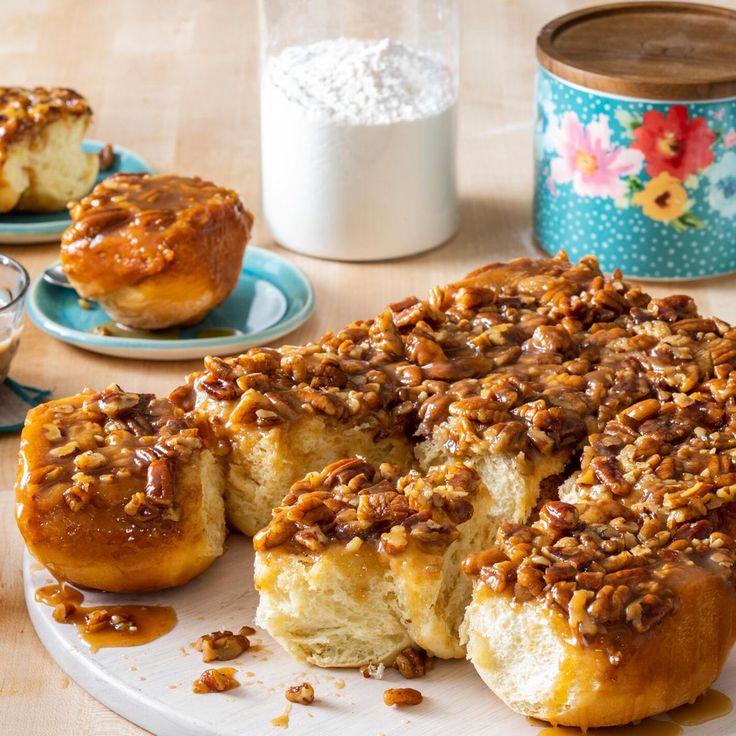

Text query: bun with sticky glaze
(16, 385), (226, 592)
(61, 173), (253, 330)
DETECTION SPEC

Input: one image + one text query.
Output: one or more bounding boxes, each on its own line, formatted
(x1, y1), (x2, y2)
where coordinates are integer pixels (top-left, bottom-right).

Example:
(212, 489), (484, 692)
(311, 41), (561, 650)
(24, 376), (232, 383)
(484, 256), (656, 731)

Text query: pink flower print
(715, 108), (726, 121)
(724, 130), (736, 149)
(550, 112), (644, 199)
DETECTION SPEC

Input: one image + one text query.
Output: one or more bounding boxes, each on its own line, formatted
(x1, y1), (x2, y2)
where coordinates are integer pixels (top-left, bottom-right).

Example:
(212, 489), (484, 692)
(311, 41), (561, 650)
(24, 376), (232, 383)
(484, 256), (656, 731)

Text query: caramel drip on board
(534, 687), (733, 734)
(271, 703), (292, 728)
(536, 720), (681, 736)
(669, 689), (733, 726)
(35, 583), (176, 652)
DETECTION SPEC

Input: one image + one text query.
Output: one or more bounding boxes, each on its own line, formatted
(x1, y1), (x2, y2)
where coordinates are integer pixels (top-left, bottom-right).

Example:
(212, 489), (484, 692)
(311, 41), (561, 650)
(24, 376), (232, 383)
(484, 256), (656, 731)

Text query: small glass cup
(0, 254), (30, 383)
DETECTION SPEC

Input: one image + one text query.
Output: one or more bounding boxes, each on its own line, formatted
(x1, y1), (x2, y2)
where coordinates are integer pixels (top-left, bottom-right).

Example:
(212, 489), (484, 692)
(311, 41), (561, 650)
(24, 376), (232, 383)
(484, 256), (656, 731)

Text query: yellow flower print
(632, 172), (689, 222)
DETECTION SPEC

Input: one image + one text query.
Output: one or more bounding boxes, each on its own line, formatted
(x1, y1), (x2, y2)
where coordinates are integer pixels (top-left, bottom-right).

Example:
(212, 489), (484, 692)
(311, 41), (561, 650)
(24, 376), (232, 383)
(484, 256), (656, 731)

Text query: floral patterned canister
(534, 2), (736, 279)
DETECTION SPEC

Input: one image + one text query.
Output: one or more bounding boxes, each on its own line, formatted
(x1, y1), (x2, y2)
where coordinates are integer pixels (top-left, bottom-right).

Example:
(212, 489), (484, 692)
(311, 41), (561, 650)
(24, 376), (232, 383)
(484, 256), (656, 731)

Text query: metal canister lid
(537, 2), (736, 100)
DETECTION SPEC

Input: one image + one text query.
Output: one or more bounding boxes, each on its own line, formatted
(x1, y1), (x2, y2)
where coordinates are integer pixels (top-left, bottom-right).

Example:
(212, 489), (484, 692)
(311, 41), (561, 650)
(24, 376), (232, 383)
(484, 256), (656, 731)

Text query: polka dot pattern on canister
(534, 67), (736, 279)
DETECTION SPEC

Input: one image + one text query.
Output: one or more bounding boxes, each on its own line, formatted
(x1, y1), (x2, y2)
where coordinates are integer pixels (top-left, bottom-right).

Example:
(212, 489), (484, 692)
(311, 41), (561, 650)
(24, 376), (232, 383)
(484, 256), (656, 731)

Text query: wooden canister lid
(537, 2), (736, 100)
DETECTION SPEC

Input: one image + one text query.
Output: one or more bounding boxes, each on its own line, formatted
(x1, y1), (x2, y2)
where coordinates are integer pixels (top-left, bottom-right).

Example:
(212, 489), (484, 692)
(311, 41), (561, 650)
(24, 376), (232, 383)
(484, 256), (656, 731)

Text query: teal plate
(0, 139), (153, 244)
(27, 246), (315, 361)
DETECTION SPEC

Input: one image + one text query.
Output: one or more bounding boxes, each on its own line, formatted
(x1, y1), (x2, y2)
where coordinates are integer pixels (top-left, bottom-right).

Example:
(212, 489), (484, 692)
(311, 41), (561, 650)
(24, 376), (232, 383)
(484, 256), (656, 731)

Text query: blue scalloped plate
(27, 247), (315, 360)
(0, 139), (154, 244)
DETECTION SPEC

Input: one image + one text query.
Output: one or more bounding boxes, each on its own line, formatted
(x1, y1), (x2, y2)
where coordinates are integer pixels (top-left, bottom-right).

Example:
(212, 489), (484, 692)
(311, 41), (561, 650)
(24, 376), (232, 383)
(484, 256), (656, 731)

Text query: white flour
(261, 37), (458, 260)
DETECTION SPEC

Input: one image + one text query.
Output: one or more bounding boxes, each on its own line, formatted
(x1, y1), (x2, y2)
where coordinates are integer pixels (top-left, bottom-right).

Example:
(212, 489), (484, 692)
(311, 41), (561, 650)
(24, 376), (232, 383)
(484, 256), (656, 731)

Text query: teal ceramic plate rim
(0, 139), (153, 237)
(27, 246), (316, 356)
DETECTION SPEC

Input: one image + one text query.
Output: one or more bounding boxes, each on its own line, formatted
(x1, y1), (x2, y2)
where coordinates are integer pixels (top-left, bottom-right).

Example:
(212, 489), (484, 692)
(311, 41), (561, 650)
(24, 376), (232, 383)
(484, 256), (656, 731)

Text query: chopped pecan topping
(466, 491), (736, 648)
(174, 253), (736, 495)
(0, 87), (91, 164)
(35, 385), (201, 526)
(254, 460), (480, 554)
(145, 458), (174, 506)
(52, 602), (76, 622)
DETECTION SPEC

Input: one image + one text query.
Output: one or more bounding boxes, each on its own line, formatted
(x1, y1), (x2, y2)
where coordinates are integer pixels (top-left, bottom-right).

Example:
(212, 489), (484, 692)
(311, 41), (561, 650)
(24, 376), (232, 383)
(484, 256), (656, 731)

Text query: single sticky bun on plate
(16, 385), (225, 592)
(0, 87), (99, 212)
(60, 173), (253, 329)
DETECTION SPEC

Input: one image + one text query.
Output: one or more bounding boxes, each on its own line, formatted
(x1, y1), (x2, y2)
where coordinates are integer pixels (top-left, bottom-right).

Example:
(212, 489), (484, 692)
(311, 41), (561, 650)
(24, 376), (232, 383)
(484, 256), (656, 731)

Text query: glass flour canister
(260, 0), (459, 261)
(534, 2), (736, 280)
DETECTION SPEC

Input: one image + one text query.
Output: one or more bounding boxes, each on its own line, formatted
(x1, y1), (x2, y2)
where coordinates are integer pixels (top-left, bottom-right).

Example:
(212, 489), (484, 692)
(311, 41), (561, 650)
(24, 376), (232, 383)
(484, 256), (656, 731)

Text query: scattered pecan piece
(98, 143), (115, 171)
(360, 662), (386, 679)
(393, 647), (433, 679)
(384, 687), (423, 706)
(193, 628), (253, 662)
(285, 682), (315, 705)
(192, 667), (240, 694)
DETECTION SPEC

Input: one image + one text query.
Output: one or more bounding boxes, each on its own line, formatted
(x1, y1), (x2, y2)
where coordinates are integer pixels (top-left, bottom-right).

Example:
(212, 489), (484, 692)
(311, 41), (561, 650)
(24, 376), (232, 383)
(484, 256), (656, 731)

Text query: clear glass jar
(0, 254), (29, 383)
(260, 0), (459, 261)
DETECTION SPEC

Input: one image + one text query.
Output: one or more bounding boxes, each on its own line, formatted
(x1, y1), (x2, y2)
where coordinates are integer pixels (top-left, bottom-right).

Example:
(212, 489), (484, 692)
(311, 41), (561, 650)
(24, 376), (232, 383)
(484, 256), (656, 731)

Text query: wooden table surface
(3, 1), (736, 733)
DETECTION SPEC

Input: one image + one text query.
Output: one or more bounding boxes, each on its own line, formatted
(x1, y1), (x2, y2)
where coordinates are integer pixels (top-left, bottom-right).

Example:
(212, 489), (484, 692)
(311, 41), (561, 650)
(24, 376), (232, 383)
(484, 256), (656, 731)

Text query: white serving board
(24, 536), (736, 736)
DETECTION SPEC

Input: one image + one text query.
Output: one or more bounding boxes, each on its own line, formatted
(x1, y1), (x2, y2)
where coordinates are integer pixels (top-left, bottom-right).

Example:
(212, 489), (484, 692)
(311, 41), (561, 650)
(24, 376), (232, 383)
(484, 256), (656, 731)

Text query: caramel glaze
(61, 173), (253, 297)
(668, 688), (733, 726)
(91, 322), (182, 340)
(536, 721), (681, 736)
(15, 386), (210, 593)
(533, 688), (733, 733)
(271, 703), (292, 728)
(35, 582), (176, 653)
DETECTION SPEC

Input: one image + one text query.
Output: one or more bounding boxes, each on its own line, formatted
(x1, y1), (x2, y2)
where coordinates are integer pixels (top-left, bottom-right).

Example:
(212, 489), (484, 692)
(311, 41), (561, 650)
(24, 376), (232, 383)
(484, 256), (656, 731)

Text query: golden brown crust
(60, 173), (254, 328)
(0, 87), (91, 164)
(253, 458), (479, 555)
(15, 385), (221, 592)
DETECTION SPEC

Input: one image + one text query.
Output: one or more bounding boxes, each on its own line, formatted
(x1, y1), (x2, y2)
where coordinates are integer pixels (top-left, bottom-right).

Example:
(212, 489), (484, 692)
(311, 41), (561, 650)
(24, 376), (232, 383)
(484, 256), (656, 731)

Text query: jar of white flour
(260, 1), (459, 261)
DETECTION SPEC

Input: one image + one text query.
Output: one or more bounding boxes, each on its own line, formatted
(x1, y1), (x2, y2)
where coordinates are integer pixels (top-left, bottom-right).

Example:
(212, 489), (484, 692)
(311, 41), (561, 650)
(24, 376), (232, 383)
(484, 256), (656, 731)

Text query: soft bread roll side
(255, 546), (413, 667)
(462, 569), (736, 728)
(417, 421), (568, 528)
(0, 112), (98, 213)
(223, 417), (413, 536)
(254, 460), (495, 665)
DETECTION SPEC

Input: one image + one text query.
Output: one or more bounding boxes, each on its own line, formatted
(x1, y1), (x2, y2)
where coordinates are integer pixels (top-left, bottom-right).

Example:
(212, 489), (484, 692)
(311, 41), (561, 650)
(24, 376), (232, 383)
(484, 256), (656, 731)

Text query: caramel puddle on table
(669, 689), (733, 726)
(536, 720), (681, 736)
(35, 582), (176, 652)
